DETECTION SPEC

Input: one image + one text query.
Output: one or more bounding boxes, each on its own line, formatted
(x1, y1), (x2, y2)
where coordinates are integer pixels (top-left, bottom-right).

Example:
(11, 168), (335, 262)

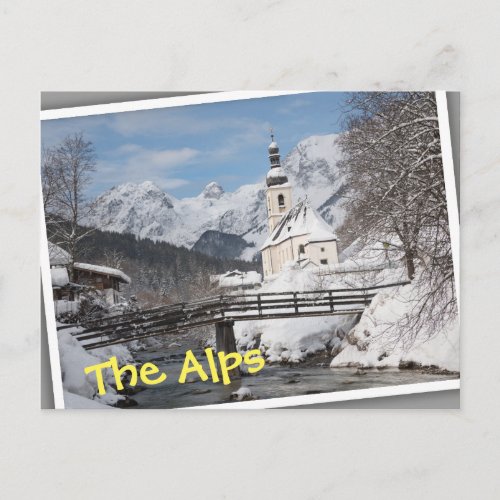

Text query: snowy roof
(218, 270), (262, 288)
(266, 166), (287, 179)
(51, 267), (70, 287)
(74, 262), (131, 284)
(266, 167), (289, 187)
(48, 242), (71, 266)
(298, 258), (318, 269)
(261, 199), (337, 250)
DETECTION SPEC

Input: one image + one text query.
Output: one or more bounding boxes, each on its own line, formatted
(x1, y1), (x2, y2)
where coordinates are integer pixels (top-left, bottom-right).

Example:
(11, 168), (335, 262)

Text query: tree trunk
(405, 248), (415, 280)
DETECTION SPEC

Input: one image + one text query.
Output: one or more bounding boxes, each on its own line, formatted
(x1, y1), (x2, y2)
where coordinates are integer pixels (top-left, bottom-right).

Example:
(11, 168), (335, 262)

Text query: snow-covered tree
(337, 92), (457, 343)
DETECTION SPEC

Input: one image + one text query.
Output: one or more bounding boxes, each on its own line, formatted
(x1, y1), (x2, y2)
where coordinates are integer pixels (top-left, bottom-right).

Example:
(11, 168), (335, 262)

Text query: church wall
(264, 234), (309, 276)
(263, 238), (339, 277)
(306, 240), (339, 266)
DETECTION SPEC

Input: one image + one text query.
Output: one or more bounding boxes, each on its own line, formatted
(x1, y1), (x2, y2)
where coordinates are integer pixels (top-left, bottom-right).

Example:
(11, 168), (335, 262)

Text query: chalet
(73, 262), (131, 305)
(48, 242), (131, 306)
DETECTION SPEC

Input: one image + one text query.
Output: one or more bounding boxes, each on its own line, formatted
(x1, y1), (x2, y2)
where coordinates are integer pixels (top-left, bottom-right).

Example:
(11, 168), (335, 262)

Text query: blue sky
(41, 92), (350, 199)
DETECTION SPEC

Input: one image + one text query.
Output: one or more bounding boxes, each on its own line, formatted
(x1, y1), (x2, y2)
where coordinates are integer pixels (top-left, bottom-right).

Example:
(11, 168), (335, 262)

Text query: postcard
(41, 91), (459, 409)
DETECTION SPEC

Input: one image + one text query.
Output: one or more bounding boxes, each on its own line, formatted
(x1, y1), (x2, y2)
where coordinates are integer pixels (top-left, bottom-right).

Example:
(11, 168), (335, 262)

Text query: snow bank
(58, 327), (135, 408)
(63, 391), (114, 409)
(235, 263), (458, 372)
(234, 266), (359, 363)
(330, 283), (459, 371)
(51, 267), (69, 286)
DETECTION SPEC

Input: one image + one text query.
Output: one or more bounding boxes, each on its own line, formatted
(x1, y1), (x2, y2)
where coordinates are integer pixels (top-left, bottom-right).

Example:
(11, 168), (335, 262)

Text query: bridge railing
(64, 280), (410, 350)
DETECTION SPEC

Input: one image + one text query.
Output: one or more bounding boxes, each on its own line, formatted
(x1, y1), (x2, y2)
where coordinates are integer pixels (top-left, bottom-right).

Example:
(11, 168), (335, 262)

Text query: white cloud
(90, 145), (199, 195)
(108, 109), (270, 141)
(109, 144), (200, 170)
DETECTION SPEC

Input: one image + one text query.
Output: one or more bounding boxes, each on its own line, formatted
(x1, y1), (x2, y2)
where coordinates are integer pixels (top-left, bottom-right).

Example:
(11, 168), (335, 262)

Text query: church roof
(261, 199), (337, 250)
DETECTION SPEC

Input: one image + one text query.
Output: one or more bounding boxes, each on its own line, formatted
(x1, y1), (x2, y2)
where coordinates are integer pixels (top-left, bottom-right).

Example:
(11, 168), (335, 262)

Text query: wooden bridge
(58, 281), (409, 352)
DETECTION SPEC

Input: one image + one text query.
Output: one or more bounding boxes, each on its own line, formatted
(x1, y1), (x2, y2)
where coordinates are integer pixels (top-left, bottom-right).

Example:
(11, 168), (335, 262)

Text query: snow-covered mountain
(85, 134), (346, 260)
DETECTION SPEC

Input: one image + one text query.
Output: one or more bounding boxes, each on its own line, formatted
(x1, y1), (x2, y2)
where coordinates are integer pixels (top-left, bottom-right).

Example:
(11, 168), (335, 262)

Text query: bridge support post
(215, 320), (241, 379)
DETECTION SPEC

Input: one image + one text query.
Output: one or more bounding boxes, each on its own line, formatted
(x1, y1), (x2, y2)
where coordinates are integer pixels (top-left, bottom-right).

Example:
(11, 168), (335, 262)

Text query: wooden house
(48, 242), (131, 306)
(73, 262), (131, 305)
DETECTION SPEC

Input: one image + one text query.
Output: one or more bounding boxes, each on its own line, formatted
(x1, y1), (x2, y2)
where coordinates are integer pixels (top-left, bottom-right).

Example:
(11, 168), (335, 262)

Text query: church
(260, 134), (339, 278)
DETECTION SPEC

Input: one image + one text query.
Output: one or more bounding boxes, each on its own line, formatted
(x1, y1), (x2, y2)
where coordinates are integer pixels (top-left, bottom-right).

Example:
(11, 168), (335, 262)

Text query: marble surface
(1, 1), (499, 498)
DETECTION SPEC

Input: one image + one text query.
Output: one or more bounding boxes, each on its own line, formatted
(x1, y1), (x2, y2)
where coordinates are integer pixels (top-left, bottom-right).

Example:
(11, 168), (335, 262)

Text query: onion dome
(268, 141), (279, 155)
(266, 131), (288, 186)
(266, 166), (288, 187)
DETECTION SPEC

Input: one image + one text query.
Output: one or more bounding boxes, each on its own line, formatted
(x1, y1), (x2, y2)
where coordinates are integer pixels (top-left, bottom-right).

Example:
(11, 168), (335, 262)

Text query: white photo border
(40, 90), (460, 410)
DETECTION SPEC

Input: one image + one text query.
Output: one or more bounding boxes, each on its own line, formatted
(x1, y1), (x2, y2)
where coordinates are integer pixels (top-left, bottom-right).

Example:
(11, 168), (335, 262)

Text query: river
(128, 335), (458, 409)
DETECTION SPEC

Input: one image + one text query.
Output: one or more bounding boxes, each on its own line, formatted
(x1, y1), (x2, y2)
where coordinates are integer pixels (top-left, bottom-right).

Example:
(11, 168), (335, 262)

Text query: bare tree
(41, 145), (59, 212)
(337, 92), (457, 343)
(43, 132), (97, 280)
(103, 249), (125, 270)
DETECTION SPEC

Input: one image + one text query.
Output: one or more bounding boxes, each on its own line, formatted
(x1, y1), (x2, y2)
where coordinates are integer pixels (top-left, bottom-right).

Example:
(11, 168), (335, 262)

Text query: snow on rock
(58, 328), (135, 408)
(85, 181), (183, 244)
(200, 181), (224, 200)
(85, 133), (347, 260)
(230, 387), (254, 401)
(330, 283), (459, 371)
(282, 134), (346, 228)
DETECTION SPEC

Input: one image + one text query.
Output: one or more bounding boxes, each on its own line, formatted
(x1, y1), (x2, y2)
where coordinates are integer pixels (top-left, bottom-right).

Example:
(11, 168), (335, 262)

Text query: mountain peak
(139, 180), (162, 192)
(201, 181), (224, 200)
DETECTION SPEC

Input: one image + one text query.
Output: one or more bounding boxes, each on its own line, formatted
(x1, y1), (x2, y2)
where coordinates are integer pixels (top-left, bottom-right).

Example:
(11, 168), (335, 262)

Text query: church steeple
(265, 130), (292, 233)
(266, 130), (288, 187)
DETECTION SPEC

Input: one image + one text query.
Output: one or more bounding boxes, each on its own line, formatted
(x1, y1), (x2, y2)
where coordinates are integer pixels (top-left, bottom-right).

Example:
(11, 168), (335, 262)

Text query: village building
(210, 270), (262, 294)
(260, 134), (339, 278)
(48, 242), (131, 306)
(72, 262), (131, 305)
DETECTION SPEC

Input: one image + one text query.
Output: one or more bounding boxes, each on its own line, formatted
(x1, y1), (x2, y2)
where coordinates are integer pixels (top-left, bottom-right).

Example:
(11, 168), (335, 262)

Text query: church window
(321, 247), (325, 252)
(278, 194), (285, 207)
(320, 259), (328, 265)
(298, 244), (305, 254)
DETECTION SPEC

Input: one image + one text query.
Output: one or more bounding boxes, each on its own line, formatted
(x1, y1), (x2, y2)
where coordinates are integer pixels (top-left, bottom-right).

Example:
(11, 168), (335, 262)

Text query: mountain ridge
(85, 133), (347, 260)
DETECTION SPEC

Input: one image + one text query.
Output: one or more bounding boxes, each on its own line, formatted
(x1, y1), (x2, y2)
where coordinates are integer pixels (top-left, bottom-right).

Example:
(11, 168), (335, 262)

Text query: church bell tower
(265, 131), (292, 233)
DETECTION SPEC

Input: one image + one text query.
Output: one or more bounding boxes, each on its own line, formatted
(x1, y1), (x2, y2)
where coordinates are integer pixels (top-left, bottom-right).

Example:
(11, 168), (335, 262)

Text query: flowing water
(130, 338), (458, 409)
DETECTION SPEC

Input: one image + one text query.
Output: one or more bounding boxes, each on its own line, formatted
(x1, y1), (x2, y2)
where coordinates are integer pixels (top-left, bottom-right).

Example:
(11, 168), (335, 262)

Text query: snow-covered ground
(57, 327), (135, 409)
(57, 242), (458, 409)
(330, 283), (459, 371)
(234, 255), (459, 372)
